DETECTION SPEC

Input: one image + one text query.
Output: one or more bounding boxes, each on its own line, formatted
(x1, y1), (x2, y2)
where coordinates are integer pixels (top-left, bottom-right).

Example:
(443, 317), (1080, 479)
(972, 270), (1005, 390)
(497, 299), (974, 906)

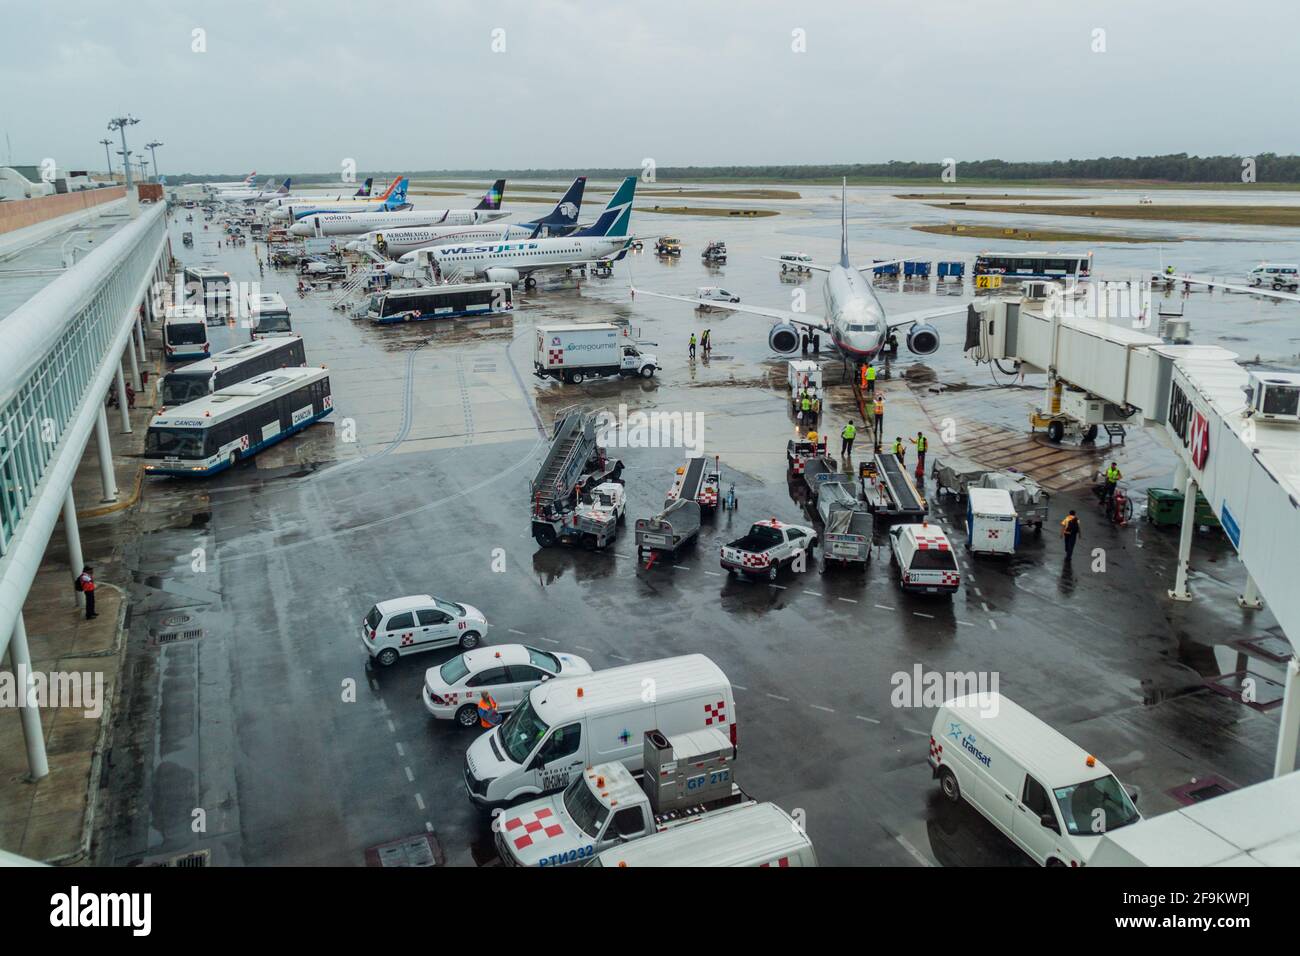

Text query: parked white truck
(534, 323), (658, 384)
(720, 518), (816, 581)
(496, 727), (750, 867)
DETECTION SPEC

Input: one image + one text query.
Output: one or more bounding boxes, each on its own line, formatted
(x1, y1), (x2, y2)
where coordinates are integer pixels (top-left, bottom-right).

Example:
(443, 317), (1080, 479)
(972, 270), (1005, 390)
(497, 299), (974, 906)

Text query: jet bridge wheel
(1046, 420), (1065, 443)
(1083, 424), (1099, 443)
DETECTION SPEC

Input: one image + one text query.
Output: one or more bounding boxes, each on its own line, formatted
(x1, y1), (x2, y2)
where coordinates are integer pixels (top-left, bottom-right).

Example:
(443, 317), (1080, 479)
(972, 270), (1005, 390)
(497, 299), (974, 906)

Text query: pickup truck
(720, 519), (816, 581)
(496, 730), (750, 867)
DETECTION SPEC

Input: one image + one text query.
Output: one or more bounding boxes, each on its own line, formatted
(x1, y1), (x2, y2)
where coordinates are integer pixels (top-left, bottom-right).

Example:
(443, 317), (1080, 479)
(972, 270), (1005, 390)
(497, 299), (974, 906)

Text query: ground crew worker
(910, 431), (927, 470)
(893, 437), (905, 464)
(873, 394), (885, 442)
(477, 690), (501, 729)
(702, 329), (712, 355)
(807, 429), (819, 448)
(811, 394), (821, 423)
(865, 363), (876, 396)
(800, 393), (812, 426)
(841, 421), (857, 457)
(1061, 510), (1082, 560)
(859, 365), (868, 391)
(1100, 461), (1122, 504)
(75, 565), (97, 620)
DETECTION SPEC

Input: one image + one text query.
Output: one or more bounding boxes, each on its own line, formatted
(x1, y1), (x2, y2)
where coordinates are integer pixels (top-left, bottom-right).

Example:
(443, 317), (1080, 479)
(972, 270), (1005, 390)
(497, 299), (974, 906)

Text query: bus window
(145, 428), (205, 458)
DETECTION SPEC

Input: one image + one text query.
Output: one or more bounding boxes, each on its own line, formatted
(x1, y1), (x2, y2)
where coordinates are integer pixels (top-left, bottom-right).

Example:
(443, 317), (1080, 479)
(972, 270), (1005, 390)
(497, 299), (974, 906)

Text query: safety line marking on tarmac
(539, 637), (559, 644)
(974, 587), (983, 597)
(674, 565), (691, 571)
(771, 584), (788, 590)
(386, 719), (396, 733)
(856, 715), (881, 724)
(838, 597), (858, 604)
(895, 834), (934, 868)
(903, 728), (928, 736)
(395, 743), (405, 757)
(404, 766), (414, 783)
(810, 704), (835, 713)
(875, 604), (895, 611)
(913, 611), (934, 619)
(703, 570), (721, 576)
(957, 620), (975, 627)
(989, 619), (999, 631)
(767, 693), (791, 702)
(575, 645), (595, 652)
(507, 628), (527, 636)
(981, 602), (991, 613)
(609, 653), (630, 661)
(415, 793), (425, 811)
(733, 684), (747, 691)
(804, 590), (823, 597)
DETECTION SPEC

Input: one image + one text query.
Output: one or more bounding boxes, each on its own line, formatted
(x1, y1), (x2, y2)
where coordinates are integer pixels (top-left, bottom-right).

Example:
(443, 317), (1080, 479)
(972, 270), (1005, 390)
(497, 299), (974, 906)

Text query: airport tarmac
(95, 190), (1295, 866)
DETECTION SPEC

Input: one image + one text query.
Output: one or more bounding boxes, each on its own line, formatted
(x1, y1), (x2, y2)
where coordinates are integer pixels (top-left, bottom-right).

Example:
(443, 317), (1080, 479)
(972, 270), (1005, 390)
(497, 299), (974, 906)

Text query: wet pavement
(96, 191), (1295, 866)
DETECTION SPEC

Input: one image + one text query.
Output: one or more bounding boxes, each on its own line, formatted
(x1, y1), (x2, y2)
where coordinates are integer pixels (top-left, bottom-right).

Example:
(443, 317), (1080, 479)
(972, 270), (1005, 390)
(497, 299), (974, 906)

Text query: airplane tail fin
(839, 176), (850, 269)
(375, 177), (400, 201)
(525, 177), (587, 236)
(354, 177), (373, 197)
(243, 170), (257, 186)
(474, 179), (506, 210)
(575, 176), (636, 238)
(380, 177), (409, 208)
(277, 178), (291, 196)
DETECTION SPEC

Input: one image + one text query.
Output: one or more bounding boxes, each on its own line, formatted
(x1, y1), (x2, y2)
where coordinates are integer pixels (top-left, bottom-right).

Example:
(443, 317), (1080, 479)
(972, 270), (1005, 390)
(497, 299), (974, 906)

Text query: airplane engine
(768, 321), (801, 354)
(483, 267), (521, 285)
(907, 323), (940, 356)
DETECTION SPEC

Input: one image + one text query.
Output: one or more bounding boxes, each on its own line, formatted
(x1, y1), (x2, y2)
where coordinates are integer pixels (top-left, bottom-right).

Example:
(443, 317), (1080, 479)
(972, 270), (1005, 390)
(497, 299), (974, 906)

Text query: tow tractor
(530, 408), (625, 550)
(786, 434), (829, 477)
(702, 240), (727, 264)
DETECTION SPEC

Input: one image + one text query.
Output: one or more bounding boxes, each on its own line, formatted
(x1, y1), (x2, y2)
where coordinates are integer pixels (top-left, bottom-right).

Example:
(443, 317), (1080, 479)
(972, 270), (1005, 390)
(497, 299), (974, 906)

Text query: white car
(423, 644), (592, 727)
(696, 286), (740, 308)
(361, 594), (488, 667)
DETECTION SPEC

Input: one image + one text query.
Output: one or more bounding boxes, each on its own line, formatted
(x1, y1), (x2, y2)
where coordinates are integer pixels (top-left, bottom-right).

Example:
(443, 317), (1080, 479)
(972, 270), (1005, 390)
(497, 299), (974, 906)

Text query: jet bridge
(970, 296), (1300, 777)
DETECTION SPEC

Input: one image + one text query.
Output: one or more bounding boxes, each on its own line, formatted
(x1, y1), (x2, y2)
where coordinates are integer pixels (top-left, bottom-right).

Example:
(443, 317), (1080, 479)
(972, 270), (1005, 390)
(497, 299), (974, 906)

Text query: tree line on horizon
(169, 153), (1300, 184)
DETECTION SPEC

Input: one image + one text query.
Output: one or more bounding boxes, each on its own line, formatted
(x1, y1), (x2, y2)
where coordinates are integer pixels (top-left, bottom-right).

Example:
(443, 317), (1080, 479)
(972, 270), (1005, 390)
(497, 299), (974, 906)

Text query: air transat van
(464, 655), (735, 812)
(929, 693), (1141, 866)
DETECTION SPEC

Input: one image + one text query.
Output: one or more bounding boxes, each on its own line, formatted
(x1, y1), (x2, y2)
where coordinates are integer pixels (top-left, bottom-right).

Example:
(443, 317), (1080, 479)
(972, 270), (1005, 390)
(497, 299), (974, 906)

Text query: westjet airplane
(421, 176), (636, 289)
(289, 180), (508, 237)
(355, 177), (586, 259)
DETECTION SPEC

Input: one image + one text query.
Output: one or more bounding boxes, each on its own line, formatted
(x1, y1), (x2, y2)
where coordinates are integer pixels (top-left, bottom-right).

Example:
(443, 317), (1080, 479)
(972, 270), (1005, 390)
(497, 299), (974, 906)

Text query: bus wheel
(228, 451), (239, 470)
(939, 767), (961, 802)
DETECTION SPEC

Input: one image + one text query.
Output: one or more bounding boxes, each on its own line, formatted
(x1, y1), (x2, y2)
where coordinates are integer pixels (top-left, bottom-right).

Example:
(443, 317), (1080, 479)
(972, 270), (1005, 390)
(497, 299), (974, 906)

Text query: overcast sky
(2, 0), (1295, 175)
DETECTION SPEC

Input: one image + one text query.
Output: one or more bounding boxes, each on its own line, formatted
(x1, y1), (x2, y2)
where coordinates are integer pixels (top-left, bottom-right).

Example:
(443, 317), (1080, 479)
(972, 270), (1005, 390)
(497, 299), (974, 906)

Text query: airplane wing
(630, 286), (829, 331)
(1163, 272), (1300, 304)
(886, 303), (968, 331)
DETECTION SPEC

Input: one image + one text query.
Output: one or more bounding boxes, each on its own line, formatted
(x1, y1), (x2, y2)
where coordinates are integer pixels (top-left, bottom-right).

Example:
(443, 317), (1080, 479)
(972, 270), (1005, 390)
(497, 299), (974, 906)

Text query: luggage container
(966, 487), (1019, 556)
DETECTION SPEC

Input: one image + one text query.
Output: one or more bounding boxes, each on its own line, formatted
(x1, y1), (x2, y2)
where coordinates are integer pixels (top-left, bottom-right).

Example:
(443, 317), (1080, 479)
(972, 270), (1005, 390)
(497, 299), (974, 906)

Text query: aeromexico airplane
(357, 177), (588, 259)
(289, 180), (508, 237)
(422, 176), (636, 288)
(633, 180), (964, 366)
(268, 177), (411, 221)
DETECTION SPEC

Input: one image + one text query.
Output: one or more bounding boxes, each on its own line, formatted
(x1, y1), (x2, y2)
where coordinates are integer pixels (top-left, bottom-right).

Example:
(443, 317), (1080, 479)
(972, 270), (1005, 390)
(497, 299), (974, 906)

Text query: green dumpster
(1145, 488), (1220, 529)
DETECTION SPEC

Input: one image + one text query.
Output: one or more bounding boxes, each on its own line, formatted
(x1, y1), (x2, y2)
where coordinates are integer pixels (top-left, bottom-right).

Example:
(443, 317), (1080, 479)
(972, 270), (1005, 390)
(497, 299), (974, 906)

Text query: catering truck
(496, 727), (750, 867)
(534, 322), (658, 384)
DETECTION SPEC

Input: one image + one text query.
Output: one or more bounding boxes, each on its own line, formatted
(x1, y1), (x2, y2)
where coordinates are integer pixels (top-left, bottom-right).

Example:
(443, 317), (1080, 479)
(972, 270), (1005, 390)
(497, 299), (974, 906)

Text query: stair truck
(530, 408), (625, 549)
(702, 240), (728, 264)
(496, 727), (751, 867)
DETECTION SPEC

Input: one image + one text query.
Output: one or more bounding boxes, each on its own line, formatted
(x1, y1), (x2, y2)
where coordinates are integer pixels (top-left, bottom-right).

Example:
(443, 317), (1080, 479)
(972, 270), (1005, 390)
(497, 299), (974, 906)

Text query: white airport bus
(973, 251), (1093, 282)
(183, 266), (232, 305)
(144, 366), (333, 477)
(362, 282), (512, 324)
(159, 337), (308, 406)
(163, 304), (210, 361)
(243, 291), (294, 339)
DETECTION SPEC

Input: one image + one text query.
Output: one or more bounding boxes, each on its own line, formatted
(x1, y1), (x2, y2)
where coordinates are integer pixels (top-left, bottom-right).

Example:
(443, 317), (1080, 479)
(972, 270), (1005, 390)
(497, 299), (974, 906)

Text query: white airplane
(289, 181), (508, 237)
(348, 177), (587, 258)
(201, 170), (257, 192)
(268, 177), (410, 221)
(632, 180), (964, 366)
(411, 176), (637, 289)
(215, 177), (291, 203)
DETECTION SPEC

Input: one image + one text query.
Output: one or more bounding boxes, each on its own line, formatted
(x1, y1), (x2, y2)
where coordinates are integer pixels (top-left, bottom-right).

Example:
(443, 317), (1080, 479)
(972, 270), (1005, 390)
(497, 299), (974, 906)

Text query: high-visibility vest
(866, 366), (876, 381)
(893, 440), (903, 455)
(807, 431), (818, 443)
(1061, 516), (1079, 535)
(917, 435), (927, 452)
(842, 424), (856, 439)
(1106, 466), (1120, 482)
(478, 695), (498, 728)
(801, 397), (811, 411)
(874, 398), (884, 416)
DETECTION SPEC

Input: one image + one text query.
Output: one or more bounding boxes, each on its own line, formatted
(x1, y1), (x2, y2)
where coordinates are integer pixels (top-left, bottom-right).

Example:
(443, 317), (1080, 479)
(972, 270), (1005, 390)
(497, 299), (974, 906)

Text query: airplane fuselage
(432, 237), (626, 277)
(822, 266), (888, 361)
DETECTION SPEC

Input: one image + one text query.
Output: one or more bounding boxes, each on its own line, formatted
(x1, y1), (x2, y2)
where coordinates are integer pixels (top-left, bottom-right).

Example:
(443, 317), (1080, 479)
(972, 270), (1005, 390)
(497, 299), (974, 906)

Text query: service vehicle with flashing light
(888, 522), (960, 595)
(423, 644), (591, 727)
(720, 519), (816, 581)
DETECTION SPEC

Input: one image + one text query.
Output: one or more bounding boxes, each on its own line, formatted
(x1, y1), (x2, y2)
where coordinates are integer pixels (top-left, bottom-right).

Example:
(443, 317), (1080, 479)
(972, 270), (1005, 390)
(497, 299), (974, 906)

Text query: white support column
(63, 487), (84, 607)
(126, 334), (142, 392)
(1273, 658), (1300, 778)
(135, 314), (148, 365)
(8, 613), (49, 780)
(95, 405), (118, 502)
(1238, 572), (1264, 610)
(114, 361), (132, 434)
(1167, 475), (1198, 601)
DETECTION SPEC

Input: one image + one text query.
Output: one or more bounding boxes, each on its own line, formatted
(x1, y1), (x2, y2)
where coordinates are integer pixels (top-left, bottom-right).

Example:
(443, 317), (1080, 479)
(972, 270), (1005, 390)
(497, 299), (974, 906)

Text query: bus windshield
(161, 374), (210, 405)
(167, 323), (207, 345)
(498, 697), (550, 765)
(144, 427), (206, 459)
(255, 314), (292, 333)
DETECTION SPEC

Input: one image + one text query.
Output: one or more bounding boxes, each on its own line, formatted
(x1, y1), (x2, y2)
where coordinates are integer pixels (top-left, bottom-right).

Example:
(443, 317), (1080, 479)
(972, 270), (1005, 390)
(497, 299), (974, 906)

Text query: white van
(588, 802), (816, 867)
(464, 654), (735, 811)
(1248, 262), (1300, 291)
(929, 693), (1141, 866)
(695, 287), (740, 311)
(779, 252), (813, 274)
(889, 523), (961, 595)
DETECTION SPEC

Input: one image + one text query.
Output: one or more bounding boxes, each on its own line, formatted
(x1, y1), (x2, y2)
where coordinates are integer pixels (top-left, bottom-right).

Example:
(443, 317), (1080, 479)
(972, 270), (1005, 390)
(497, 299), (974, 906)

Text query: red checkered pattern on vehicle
(239, 434), (250, 452)
(698, 490), (717, 505)
(929, 736), (943, 763)
(987, 529), (1000, 539)
(704, 700), (728, 725)
(790, 459), (806, 474)
(939, 571), (960, 586)
(548, 348), (564, 365)
(739, 552), (770, 568)
(399, 633), (415, 647)
(505, 806), (565, 850)
(915, 538), (949, 550)
(759, 857), (790, 867)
